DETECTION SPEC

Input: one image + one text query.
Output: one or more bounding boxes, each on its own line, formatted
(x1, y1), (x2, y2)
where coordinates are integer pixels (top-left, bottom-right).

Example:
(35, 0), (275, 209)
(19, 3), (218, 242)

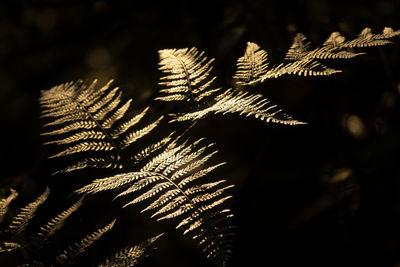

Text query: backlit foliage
(76, 138), (234, 266)
(40, 80), (164, 174)
(35, 26), (399, 267)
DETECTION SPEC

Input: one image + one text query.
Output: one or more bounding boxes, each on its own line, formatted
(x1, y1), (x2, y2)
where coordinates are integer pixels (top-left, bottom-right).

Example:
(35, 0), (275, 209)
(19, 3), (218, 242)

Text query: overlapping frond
(157, 47), (303, 125)
(57, 219), (116, 264)
(0, 189), (18, 223)
(76, 139), (234, 266)
(7, 187), (50, 235)
(235, 27), (399, 85)
(98, 233), (162, 267)
(40, 79), (163, 174)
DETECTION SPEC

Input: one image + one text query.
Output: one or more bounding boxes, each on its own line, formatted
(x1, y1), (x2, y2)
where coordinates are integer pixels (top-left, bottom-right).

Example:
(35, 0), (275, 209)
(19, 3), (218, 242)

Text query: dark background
(0, 0), (400, 266)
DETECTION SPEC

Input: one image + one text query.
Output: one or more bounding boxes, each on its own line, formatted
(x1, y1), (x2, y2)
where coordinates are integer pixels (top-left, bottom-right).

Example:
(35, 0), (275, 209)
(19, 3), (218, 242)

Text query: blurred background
(0, 0), (400, 266)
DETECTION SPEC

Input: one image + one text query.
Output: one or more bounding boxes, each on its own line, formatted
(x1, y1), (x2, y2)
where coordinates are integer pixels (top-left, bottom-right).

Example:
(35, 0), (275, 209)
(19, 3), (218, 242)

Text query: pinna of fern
(234, 27), (400, 86)
(40, 79), (165, 174)
(76, 137), (235, 266)
(157, 47), (305, 125)
(0, 188), (161, 266)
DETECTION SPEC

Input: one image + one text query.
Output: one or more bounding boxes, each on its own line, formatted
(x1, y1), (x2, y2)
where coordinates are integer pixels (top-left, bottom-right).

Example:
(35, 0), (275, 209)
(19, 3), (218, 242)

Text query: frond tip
(98, 233), (163, 267)
(7, 187), (50, 235)
(77, 138), (234, 265)
(57, 219), (116, 264)
(36, 197), (84, 241)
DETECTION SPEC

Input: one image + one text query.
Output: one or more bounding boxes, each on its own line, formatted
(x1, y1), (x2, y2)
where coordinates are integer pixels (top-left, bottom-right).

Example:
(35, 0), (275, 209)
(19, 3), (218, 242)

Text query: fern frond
(0, 241), (21, 253)
(36, 198), (83, 241)
(235, 27), (399, 85)
(170, 90), (306, 125)
(7, 187), (50, 235)
(98, 233), (163, 267)
(285, 33), (311, 60)
(57, 219), (116, 264)
(157, 48), (218, 102)
(40, 80), (163, 174)
(234, 42), (269, 86)
(0, 189), (18, 223)
(77, 139), (234, 265)
(157, 47), (303, 125)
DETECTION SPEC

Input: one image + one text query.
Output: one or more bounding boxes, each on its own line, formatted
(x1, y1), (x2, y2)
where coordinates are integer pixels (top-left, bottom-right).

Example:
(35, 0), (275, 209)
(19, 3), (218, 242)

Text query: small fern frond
(57, 219), (116, 264)
(36, 197), (83, 241)
(40, 80), (163, 174)
(98, 233), (163, 267)
(76, 139), (234, 265)
(171, 90), (306, 125)
(0, 189), (18, 223)
(7, 187), (50, 235)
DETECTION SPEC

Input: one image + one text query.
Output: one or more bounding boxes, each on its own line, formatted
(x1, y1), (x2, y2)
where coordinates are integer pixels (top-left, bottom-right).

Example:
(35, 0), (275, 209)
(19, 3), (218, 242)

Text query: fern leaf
(36, 198), (83, 241)
(234, 42), (269, 86)
(0, 241), (21, 253)
(41, 80), (163, 174)
(157, 48), (218, 102)
(98, 234), (162, 267)
(77, 139), (234, 265)
(285, 33), (311, 60)
(57, 219), (116, 264)
(0, 189), (18, 223)
(7, 187), (50, 235)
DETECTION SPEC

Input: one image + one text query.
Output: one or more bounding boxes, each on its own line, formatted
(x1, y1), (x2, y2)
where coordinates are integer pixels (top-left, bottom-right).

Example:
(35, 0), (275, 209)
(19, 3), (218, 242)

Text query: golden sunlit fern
(234, 27), (400, 86)
(40, 80), (166, 174)
(157, 48), (304, 125)
(0, 188), (160, 266)
(76, 138), (234, 266)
